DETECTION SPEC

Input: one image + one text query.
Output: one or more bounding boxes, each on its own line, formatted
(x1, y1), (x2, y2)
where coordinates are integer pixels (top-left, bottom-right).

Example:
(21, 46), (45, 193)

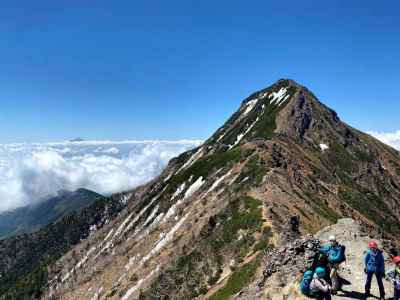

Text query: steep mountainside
(0, 189), (102, 239)
(0, 191), (133, 299)
(1, 79), (400, 300)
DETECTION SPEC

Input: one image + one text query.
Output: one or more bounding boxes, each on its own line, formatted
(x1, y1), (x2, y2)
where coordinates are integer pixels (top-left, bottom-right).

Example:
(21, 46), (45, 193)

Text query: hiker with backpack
(386, 256), (400, 300)
(309, 267), (332, 300)
(320, 235), (346, 294)
(364, 241), (385, 299)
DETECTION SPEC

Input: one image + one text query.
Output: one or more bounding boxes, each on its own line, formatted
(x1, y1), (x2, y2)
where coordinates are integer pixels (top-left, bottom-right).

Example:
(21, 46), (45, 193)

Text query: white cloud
(0, 140), (201, 212)
(368, 130), (400, 150)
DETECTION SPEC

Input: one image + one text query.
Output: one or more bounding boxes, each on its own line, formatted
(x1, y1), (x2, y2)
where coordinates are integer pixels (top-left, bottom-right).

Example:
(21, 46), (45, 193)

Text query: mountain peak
(208, 79), (339, 148)
(3, 80), (400, 300)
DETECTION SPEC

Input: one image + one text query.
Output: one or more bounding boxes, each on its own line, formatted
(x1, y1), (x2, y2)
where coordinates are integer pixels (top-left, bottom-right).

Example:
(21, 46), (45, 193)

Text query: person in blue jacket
(386, 256), (400, 300)
(320, 235), (345, 294)
(364, 241), (385, 299)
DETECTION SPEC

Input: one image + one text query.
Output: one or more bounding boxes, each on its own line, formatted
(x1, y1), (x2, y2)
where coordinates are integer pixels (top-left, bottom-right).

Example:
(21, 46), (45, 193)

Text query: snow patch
(206, 170), (232, 194)
(122, 192), (162, 236)
(163, 171), (174, 183)
(125, 254), (141, 271)
(240, 176), (249, 183)
(243, 99), (258, 116)
(76, 246), (96, 270)
(184, 176), (205, 200)
(113, 212), (134, 238)
(120, 193), (132, 205)
(176, 147), (204, 174)
(319, 143), (329, 151)
(229, 117), (260, 149)
(90, 287), (104, 300)
(269, 87), (288, 106)
(121, 267), (160, 300)
(228, 174), (240, 185)
(141, 214), (189, 264)
(171, 182), (186, 201)
(151, 213), (164, 226)
(217, 132), (226, 143)
(142, 205), (159, 228)
(164, 203), (178, 220)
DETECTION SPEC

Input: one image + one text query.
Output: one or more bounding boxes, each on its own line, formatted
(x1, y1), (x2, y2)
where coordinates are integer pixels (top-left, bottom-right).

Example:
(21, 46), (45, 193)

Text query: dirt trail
(316, 219), (393, 300)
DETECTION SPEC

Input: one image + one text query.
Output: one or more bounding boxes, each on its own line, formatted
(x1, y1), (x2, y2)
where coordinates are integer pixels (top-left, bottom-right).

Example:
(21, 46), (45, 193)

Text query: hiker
(290, 215), (300, 233)
(364, 241), (385, 299)
(320, 235), (346, 294)
(309, 267), (332, 300)
(301, 246), (330, 297)
(386, 256), (400, 300)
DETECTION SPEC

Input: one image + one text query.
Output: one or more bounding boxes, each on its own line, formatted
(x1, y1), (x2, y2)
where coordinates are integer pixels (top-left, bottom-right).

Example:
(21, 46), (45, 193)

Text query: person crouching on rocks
(320, 235), (346, 294)
(310, 267), (332, 300)
(364, 241), (385, 299)
(386, 256), (400, 300)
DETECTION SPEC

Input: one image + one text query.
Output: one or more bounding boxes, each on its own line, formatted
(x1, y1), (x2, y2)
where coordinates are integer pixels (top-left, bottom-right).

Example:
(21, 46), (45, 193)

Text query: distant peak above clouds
(70, 137), (85, 142)
(368, 130), (400, 150)
(0, 140), (201, 213)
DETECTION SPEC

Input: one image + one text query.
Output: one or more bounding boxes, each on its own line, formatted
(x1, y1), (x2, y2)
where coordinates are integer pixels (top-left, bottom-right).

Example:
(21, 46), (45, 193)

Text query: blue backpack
(300, 270), (314, 296)
(335, 245), (346, 264)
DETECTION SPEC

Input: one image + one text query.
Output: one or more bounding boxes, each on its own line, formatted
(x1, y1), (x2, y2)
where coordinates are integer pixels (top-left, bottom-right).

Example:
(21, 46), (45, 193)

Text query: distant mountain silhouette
(0, 188), (101, 239)
(70, 137), (85, 142)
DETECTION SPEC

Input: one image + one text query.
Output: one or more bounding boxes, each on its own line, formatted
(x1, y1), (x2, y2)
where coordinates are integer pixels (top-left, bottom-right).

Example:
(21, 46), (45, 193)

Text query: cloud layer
(0, 140), (201, 212)
(367, 130), (400, 150)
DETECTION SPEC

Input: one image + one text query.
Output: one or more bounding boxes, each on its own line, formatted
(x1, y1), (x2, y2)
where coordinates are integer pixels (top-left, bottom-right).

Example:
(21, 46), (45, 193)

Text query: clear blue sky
(0, 1), (399, 143)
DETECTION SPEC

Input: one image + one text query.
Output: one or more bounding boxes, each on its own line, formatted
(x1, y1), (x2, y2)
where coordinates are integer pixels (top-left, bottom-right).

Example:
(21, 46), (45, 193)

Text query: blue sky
(0, 1), (399, 143)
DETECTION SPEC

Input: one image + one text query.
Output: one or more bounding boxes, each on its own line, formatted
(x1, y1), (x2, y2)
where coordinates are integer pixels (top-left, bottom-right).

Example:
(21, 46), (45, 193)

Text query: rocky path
(317, 219), (393, 300)
(234, 219), (396, 300)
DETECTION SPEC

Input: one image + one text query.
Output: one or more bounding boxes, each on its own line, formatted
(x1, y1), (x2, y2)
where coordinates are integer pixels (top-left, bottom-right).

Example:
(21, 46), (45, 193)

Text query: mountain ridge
(1, 79), (399, 300)
(0, 188), (102, 239)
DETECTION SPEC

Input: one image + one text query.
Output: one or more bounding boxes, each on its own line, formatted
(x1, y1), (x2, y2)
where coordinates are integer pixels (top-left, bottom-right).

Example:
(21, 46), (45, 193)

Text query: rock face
(1, 79), (400, 299)
(237, 219), (394, 300)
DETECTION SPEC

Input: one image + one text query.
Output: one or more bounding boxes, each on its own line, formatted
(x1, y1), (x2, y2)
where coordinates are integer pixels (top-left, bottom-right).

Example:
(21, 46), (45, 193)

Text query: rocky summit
(1, 79), (400, 300)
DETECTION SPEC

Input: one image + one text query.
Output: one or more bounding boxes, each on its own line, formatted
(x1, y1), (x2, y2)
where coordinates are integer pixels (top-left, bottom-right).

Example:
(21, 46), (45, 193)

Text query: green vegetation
(252, 85), (295, 140)
(252, 102), (284, 140)
(0, 195), (126, 300)
(166, 148), (243, 196)
(293, 205), (309, 220)
(328, 142), (355, 173)
(218, 82), (296, 146)
(354, 149), (374, 163)
(209, 256), (260, 300)
(141, 196), (266, 299)
(210, 196), (263, 251)
(339, 186), (400, 236)
(311, 200), (340, 223)
(253, 226), (273, 252)
(305, 192), (340, 224)
(237, 154), (268, 186)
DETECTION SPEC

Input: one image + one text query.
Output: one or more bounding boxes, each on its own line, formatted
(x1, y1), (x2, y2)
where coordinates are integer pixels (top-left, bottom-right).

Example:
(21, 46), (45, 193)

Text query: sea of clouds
(0, 131), (398, 213)
(368, 130), (400, 150)
(0, 140), (201, 212)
